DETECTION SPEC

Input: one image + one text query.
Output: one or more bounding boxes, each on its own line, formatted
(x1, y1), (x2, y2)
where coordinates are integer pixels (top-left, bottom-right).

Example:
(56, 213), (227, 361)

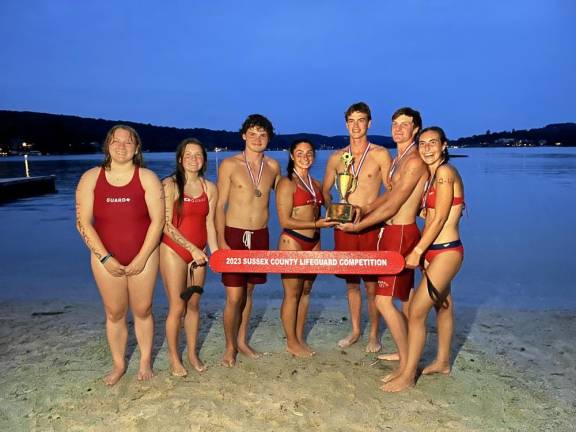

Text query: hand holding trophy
(327, 152), (357, 223)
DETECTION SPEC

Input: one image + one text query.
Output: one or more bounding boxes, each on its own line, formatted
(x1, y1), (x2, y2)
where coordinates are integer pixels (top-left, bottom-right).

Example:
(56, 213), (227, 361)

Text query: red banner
(209, 250), (404, 275)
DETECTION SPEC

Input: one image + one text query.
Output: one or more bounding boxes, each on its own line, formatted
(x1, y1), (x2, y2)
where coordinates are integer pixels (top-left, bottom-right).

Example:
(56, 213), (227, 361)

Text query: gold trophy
(327, 152), (357, 223)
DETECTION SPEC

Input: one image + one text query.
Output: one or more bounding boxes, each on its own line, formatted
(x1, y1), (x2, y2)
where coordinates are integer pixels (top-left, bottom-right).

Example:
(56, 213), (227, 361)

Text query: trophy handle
(334, 169), (341, 196)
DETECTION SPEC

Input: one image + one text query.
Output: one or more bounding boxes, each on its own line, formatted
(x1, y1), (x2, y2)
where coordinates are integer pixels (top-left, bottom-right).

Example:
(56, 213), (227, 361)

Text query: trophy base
(327, 203), (355, 223)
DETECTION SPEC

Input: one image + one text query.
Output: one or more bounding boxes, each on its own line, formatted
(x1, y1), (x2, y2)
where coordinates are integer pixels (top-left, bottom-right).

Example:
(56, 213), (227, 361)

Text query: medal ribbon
(243, 151), (264, 192)
(347, 143), (371, 179)
(388, 142), (416, 181)
(421, 175), (434, 209)
(420, 158), (446, 209)
(293, 170), (317, 205)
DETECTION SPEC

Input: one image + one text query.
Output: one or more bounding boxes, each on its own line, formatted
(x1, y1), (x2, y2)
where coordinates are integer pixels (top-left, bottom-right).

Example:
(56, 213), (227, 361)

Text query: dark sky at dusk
(1, 0), (574, 138)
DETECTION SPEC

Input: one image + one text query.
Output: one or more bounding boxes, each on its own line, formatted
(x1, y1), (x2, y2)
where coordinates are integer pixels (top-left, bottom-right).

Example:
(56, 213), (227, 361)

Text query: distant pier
(0, 175), (57, 202)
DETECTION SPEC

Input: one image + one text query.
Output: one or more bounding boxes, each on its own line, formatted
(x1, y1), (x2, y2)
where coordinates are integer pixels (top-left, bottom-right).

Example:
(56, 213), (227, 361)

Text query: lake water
(1, 147), (575, 310)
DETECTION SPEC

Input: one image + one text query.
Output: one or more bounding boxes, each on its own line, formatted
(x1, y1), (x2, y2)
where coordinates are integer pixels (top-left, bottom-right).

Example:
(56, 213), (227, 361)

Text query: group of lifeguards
(76, 102), (464, 392)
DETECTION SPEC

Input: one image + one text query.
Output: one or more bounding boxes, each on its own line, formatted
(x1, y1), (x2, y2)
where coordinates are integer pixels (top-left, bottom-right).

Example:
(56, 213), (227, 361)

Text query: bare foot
(188, 354), (207, 373)
(137, 365), (154, 381)
(422, 359), (451, 375)
(237, 342), (263, 359)
(221, 350), (237, 368)
(337, 333), (360, 349)
(103, 367), (125, 386)
(381, 367), (402, 383)
(377, 352), (399, 361)
(169, 362), (188, 378)
(286, 344), (315, 358)
(381, 375), (415, 392)
(365, 338), (382, 353)
(300, 342), (316, 356)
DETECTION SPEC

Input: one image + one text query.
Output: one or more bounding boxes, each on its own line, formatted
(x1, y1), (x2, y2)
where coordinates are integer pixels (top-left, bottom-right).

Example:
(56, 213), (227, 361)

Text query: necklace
(243, 151), (264, 197)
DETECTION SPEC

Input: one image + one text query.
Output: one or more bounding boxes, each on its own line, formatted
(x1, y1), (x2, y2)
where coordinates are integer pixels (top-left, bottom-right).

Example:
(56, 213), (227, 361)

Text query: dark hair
(172, 138), (207, 224)
(392, 107), (422, 132)
(240, 114), (275, 139)
(287, 139), (315, 180)
(419, 126), (450, 162)
(345, 102), (371, 121)
(101, 125), (144, 168)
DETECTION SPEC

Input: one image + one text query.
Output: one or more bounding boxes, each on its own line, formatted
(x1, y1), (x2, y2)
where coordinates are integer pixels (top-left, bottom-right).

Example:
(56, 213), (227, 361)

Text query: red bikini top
(425, 184), (464, 209)
(293, 183), (324, 207)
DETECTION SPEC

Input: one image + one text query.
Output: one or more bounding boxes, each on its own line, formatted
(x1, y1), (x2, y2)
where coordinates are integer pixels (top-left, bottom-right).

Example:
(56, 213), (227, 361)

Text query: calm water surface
(1, 148), (574, 310)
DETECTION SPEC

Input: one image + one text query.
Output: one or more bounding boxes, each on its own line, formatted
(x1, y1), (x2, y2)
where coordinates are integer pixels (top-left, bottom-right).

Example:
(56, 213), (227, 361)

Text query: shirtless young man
(322, 102), (392, 353)
(216, 114), (281, 367)
(339, 107), (428, 385)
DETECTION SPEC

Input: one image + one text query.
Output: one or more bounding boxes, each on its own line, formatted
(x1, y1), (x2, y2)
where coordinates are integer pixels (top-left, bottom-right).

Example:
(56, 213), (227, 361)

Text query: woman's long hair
(171, 138), (207, 225)
(287, 139), (315, 180)
(101, 125), (144, 168)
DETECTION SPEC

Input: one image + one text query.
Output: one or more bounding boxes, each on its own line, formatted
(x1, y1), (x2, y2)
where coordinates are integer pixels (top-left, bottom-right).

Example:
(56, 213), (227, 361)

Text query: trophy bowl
(327, 171), (357, 223)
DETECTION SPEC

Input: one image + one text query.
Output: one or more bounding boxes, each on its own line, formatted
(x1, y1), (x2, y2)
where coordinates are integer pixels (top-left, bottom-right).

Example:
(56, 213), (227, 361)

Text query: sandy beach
(0, 298), (574, 432)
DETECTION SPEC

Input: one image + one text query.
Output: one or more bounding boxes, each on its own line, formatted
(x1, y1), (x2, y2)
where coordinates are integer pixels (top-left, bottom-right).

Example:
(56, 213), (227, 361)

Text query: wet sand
(0, 299), (574, 431)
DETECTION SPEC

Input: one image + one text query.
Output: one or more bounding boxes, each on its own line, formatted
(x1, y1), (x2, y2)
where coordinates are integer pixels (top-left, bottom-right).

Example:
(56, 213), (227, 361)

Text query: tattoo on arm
(437, 177), (454, 184)
(163, 185), (193, 251)
(75, 202), (102, 259)
(166, 223), (194, 250)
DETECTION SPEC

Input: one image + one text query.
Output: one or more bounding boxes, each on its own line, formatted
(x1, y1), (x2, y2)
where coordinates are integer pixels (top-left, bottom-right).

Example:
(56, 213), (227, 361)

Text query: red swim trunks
(376, 223), (421, 301)
(334, 224), (382, 283)
(221, 226), (269, 287)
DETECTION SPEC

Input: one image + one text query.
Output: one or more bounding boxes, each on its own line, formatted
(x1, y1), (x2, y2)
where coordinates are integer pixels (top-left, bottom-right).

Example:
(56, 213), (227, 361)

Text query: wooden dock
(0, 175), (57, 202)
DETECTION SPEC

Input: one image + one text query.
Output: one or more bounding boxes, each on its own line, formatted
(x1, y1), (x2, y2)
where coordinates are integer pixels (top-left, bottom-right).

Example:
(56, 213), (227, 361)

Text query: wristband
(100, 253), (113, 264)
(414, 247), (424, 255)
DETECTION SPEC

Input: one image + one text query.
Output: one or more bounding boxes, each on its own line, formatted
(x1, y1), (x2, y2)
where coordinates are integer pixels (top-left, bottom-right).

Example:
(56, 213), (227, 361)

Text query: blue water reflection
(1, 147), (574, 310)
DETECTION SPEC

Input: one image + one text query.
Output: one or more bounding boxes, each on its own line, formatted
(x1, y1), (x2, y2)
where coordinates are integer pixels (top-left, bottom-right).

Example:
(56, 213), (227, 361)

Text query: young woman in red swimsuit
(382, 126), (465, 392)
(76, 125), (164, 386)
(160, 139), (218, 376)
(276, 140), (337, 357)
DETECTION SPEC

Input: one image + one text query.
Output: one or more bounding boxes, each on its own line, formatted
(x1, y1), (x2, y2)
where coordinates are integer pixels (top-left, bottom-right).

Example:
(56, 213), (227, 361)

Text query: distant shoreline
(1, 110), (575, 155)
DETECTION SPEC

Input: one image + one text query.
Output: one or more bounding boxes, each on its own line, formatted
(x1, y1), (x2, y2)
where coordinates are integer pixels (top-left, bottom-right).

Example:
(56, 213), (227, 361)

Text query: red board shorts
(221, 226), (269, 287)
(376, 223), (421, 301)
(334, 224), (382, 284)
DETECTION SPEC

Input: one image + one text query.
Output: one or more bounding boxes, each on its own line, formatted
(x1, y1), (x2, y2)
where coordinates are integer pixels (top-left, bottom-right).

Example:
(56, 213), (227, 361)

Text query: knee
(187, 298), (200, 313)
(168, 302), (185, 318)
(226, 294), (244, 308)
(132, 304), (153, 320)
(284, 288), (302, 301)
(347, 284), (361, 293)
(375, 295), (393, 310)
(106, 308), (127, 323)
(365, 282), (377, 297)
(409, 306), (429, 323)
